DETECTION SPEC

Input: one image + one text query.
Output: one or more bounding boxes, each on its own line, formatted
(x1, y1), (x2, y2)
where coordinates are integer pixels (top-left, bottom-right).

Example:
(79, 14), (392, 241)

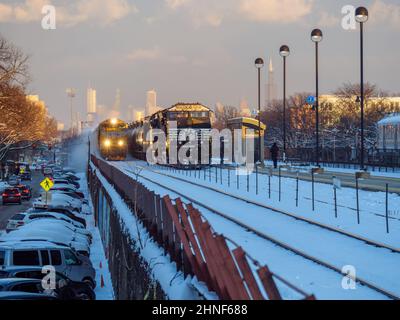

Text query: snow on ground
(90, 163), (214, 300)
(76, 172), (114, 300)
(131, 162), (400, 248)
(114, 161), (397, 300)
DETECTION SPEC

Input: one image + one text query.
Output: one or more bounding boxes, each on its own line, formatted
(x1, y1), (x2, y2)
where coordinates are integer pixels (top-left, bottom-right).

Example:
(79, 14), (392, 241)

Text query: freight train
(95, 118), (129, 161)
(129, 103), (212, 167)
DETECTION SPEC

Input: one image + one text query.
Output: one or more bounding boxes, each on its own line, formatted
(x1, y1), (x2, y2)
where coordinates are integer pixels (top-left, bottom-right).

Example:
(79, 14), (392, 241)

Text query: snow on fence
(89, 155), (315, 300)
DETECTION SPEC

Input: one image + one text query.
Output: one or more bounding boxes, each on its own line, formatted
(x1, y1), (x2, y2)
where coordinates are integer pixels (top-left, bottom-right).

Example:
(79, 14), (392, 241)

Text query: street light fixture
(311, 28), (323, 167)
(355, 6), (368, 171)
(255, 57), (264, 164)
(279, 45), (290, 161)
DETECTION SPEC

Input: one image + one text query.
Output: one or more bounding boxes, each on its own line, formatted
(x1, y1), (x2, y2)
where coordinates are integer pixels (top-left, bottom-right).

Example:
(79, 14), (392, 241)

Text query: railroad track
(112, 160), (400, 300)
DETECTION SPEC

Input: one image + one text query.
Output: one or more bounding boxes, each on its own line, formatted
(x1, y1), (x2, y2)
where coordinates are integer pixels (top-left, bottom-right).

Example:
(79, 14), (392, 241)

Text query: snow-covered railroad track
(111, 161), (400, 300)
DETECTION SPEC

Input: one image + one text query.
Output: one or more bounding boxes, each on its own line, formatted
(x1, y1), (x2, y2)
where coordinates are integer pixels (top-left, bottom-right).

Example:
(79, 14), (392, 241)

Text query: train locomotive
(130, 103), (212, 167)
(96, 118), (129, 161)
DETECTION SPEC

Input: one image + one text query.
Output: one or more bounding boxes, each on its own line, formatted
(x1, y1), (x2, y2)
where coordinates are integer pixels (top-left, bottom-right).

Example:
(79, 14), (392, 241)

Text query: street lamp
(355, 6), (368, 171)
(255, 58), (264, 164)
(279, 45), (290, 161)
(311, 28), (323, 167)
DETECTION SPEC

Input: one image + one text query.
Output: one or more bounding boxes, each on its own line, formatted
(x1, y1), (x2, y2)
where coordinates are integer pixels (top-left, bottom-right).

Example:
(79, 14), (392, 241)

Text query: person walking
(270, 143), (279, 169)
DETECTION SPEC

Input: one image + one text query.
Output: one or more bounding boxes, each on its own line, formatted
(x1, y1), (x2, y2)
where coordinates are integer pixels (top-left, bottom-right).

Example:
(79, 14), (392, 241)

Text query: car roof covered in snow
(0, 240), (68, 250)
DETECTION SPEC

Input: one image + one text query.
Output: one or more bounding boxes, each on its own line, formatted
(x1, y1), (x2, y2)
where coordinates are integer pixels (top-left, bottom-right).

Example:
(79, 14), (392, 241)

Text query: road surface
(0, 171), (43, 231)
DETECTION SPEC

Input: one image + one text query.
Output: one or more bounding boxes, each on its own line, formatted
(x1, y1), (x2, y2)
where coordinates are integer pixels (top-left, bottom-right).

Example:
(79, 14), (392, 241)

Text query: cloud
(317, 11), (339, 28)
(163, 0), (314, 27)
(165, 0), (189, 10)
(239, 0), (313, 23)
(370, 0), (400, 28)
(0, 0), (137, 26)
(0, 3), (14, 22)
(126, 46), (187, 64)
(127, 47), (161, 61)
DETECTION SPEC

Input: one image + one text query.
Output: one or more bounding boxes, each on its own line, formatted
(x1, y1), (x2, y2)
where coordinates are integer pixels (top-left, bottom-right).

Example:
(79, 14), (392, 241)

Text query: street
(0, 171), (43, 231)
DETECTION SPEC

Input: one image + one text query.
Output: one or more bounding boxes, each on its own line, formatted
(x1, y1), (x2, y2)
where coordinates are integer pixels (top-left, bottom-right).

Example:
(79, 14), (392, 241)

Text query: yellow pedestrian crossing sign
(40, 177), (54, 192)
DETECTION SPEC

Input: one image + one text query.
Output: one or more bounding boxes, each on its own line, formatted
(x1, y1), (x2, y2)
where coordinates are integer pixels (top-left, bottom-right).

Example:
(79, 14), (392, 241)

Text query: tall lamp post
(355, 7), (368, 171)
(311, 29), (323, 167)
(279, 45), (290, 161)
(255, 58), (264, 164)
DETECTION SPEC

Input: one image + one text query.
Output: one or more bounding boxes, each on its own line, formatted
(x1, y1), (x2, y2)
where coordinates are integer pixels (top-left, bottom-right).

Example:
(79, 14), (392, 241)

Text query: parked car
(7, 176), (20, 186)
(2, 188), (22, 205)
(20, 171), (32, 181)
(56, 191), (89, 205)
(15, 185), (32, 200)
(51, 185), (84, 199)
(13, 220), (91, 245)
(28, 207), (86, 227)
(5, 214), (27, 233)
(43, 167), (53, 177)
(33, 198), (79, 215)
(3, 225), (91, 255)
(45, 193), (83, 212)
(8, 213), (91, 238)
(0, 241), (96, 287)
(53, 179), (80, 189)
(0, 272), (95, 300)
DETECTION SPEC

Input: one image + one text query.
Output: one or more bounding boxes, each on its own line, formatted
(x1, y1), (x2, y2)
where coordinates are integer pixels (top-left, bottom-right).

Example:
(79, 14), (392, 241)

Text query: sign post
(40, 177), (54, 206)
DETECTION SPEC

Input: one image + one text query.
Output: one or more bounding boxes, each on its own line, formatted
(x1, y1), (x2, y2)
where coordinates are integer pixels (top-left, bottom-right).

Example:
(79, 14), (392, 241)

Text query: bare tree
(213, 105), (240, 130)
(0, 35), (57, 161)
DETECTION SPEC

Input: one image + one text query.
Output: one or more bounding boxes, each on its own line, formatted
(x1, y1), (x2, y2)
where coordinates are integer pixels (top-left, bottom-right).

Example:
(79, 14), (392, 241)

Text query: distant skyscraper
(146, 89), (157, 116)
(266, 58), (277, 108)
(87, 87), (97, 122)
(134, 111), (144, 122)
(239, 98), (251, 117)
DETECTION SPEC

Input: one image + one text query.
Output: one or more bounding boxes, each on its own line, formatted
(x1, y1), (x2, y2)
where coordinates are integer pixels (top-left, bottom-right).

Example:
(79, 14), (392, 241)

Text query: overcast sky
(1, 0), (399, 125)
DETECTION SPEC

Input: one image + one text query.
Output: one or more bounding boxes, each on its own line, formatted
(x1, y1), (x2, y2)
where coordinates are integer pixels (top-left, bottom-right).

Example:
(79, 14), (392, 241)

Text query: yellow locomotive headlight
(111, 118), (118, 125)
(118, 140), (124, 147)
(104, 139), (111, 147)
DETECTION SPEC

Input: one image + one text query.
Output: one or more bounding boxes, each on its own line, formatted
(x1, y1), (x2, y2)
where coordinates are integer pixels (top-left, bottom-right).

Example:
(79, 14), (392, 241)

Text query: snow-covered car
(33, 197), (79, 214)
(55, 191), (88, 205)
(18, 219), (91, 244)
(6, 213), (91, 239)
(3, 226), (90, 255)
(24, 211), (85, 229)
(51, 185), (84, 199)
(7, 176), (20, 186)
(45, 193), (83, 212)
(5, 220), (90, 246)
(5, 213), (27, 232)
(53, 179), (80, 189)
(27, 207), (86, 227)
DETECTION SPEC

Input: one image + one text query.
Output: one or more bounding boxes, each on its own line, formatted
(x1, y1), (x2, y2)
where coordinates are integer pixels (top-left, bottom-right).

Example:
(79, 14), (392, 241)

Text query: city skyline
(1, 0), (400, 125)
